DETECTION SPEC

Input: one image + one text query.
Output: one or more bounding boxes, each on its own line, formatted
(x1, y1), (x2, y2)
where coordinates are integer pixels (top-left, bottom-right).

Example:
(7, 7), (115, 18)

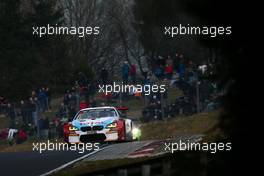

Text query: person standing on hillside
(37, 88), (46, 113)
(122, 61), (130, 84)
(29, 97), (37, 127)
(45, 87), (51, 112)
(154, 64), (164, 80)
(130, 64), (137, 84)
(165, 55), (174, 80)
(78, 72), (88, 87)
(16, 127), (27, 144)
(165, 63), (173, 80)
(39, 115), (49, 140)
(20, 100), (27, 124)
(57, 103), (67, 118)
(6, 103), (16, 128)
(178, 59), (186, 80)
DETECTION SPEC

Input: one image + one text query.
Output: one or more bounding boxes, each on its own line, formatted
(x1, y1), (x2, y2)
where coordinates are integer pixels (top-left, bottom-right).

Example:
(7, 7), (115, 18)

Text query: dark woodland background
(0, 0), (251, 175)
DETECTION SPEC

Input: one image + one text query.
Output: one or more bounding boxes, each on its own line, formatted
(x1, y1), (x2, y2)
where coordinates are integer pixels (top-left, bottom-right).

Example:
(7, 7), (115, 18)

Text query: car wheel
(125, 121), (133, 142)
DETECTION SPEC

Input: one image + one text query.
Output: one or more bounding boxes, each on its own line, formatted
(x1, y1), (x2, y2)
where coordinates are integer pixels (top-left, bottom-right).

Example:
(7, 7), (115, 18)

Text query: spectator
(144, 76), (152, 86)
(78, 72), (88, 87)
(154, 64), (164, 79)
(173, 53), (181, 70)
(6, 103), (16, 128)
(7, 128), (18, 145)
(57, 103), (68, 118)
(90, 100), (97, 107)
(27, 124), (36, 136)
(122, 61), (130, 84)
(157, 55), (166, 66)
(29, 97), (37, 126)
(170, 72), (180, 86)
(16, 128), (27, 144)
(142, 68), (149, 80)
(0, 128), (8, 140)
(178, 59), (186, 80)
(129, 64), (137, 83)
(63, 90), (70, 106)
(79, 100), (88, 110)
(68, 106), (76, 121)
(45, 87), (51, 112)
(88, 82), (97, 102)
(167, 55), (173, 64)
(39, 116), (49, 140)
(165, 63), (173, 80)
(79, 86), (87, 97)
(31, 90), (37, 99)
(37, 87), (47, 113)
(187, 69), (196, 84)
(68, 93), (77, 111)
(53, 117), (63, 138)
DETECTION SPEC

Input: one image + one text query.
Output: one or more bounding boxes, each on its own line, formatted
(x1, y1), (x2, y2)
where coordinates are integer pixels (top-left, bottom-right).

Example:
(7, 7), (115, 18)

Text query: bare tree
(58, 0), (148, 78)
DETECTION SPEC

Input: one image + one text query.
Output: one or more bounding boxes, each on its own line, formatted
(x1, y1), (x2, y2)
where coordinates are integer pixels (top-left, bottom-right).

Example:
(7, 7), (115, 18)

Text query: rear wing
(116, 106), (129, 111)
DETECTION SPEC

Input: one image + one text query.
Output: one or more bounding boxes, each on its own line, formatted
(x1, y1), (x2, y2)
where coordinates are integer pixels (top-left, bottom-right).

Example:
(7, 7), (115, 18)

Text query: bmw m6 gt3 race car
(63, 106), (134, 143)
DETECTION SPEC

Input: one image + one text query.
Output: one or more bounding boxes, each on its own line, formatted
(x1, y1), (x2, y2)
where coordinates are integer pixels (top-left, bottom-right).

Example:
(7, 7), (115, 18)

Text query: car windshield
(75, 108), (117, 120)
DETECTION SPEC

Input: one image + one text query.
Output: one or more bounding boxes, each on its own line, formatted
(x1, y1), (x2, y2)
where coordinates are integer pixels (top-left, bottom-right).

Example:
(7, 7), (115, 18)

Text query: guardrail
(81, 152), (208, 176)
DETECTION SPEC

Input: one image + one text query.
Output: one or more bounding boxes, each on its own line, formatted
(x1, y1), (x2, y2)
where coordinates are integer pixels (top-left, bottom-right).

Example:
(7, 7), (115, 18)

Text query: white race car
(63, 106), (134, 143)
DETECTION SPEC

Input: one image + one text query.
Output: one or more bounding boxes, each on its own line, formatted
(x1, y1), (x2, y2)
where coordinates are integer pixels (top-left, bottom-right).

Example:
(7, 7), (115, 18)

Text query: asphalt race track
(0, 150), (95, 176)
(0, 135), (203, 176)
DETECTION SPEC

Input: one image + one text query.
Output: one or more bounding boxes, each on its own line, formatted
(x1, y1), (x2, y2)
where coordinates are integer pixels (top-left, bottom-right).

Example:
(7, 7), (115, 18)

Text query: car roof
(80, 106), (117, 111)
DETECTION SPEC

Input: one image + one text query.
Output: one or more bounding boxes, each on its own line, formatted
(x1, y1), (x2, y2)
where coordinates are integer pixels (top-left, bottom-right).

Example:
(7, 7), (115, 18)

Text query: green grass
(140, 110), (224, 142)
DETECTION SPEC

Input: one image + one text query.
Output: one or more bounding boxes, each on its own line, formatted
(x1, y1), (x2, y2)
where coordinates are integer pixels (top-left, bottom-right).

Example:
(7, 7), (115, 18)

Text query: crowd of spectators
(96, 53), (220, 118)
(0, 87), (51, 128)
(0, 87), (52, 144)
(0, 54), (222, 144)
(141, 53), (221, 121)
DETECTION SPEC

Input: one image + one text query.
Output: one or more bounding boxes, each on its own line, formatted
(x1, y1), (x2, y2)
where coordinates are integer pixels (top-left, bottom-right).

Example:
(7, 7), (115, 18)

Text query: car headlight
(106, 122), (117, 129)
(69, 126), (79, 131)
(132, 128), (141, 140)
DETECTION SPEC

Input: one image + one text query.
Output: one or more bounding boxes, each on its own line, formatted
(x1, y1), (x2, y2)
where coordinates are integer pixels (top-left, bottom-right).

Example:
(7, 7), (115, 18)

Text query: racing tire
(125, 121), (133, 142)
